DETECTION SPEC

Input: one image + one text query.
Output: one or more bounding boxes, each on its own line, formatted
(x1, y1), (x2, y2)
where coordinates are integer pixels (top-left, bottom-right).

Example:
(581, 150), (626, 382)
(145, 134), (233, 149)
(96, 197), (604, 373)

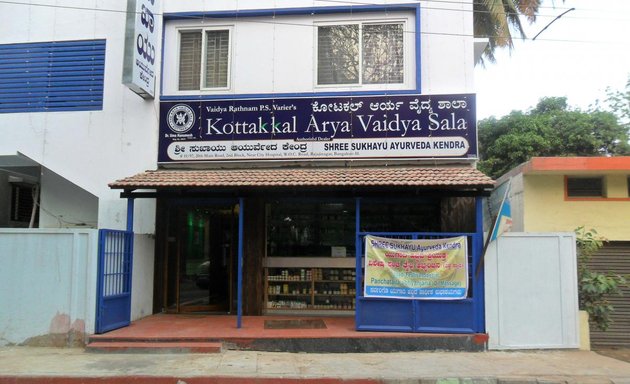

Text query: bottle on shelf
(265, 267), (356, 312)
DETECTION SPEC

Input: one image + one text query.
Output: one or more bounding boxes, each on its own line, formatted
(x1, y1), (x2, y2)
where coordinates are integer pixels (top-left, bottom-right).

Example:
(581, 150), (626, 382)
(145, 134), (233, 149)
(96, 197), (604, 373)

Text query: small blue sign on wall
(158, 93), (477, 163)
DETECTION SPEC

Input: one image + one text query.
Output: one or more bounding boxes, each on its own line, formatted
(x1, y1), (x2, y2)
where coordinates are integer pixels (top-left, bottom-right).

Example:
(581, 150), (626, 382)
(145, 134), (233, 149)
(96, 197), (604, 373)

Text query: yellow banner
(364, 235), (468, 300)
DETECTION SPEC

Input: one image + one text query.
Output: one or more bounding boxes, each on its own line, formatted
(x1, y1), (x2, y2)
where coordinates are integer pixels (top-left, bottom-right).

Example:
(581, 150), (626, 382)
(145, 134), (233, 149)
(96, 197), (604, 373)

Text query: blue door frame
(354, 197), (485, 333)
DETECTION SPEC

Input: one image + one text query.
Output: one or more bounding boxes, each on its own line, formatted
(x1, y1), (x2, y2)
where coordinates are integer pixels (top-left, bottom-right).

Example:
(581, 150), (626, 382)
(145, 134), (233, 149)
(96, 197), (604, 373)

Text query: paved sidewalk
(1, 347), (630, 383)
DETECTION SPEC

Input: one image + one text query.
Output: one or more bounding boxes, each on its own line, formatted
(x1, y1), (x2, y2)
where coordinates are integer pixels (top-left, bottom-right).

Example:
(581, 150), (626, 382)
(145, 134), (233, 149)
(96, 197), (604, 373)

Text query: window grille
(566, 176), (604, 198)
(362, 24), (404, 84)
(317, 22), (404, 86)
(178, 31), (202, 91)
(204, 30), (230, 89)
(317, 25), (359, 85)
(178, 29), (230, 90)
(11, 184), (36, 223)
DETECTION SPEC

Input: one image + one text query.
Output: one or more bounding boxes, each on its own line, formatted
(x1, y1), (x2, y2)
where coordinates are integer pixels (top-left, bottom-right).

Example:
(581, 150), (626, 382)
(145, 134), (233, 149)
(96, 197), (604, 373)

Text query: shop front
(111, 165), (493, 333)
(108, 91), (493, 333)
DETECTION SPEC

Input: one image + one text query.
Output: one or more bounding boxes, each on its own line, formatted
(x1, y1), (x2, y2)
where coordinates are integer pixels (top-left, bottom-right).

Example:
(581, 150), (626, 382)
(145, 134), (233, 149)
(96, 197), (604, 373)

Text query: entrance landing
(87, 314), (488, 353)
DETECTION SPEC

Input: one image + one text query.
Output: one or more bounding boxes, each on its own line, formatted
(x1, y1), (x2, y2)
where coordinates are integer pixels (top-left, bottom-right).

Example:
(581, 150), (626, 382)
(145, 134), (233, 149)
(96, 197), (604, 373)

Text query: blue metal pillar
(474, 196), (485, 332)
(126, 197), (135, 330)
(237, 198), (244, 329)
(126, 198), (135, 232)
(354, 197), (361, 329)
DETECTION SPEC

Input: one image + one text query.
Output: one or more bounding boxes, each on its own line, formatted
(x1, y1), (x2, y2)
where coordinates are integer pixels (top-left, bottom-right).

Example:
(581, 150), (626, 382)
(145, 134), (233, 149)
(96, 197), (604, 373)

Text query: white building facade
(1, 0), (492, 339)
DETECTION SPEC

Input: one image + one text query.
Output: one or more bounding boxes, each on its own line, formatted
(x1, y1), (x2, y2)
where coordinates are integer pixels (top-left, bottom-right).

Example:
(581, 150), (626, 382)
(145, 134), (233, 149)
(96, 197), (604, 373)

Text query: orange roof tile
(109, 166), (494, 190)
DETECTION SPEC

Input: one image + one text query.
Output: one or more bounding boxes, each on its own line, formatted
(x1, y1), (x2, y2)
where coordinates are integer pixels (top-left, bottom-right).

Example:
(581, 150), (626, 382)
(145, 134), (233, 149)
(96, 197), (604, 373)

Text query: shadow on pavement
(595, 347), (630, 363)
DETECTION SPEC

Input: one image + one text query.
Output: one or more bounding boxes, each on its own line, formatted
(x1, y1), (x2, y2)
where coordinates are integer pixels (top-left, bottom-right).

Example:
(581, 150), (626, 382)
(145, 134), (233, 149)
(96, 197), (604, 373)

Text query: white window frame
(176, 25), (233, 92)
(314, 19), (407, 89)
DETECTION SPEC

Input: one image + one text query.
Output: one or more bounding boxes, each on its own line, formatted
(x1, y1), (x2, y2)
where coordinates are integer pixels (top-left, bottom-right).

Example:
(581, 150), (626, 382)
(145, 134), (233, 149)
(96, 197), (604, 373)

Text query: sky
(474, 0), (630, 119)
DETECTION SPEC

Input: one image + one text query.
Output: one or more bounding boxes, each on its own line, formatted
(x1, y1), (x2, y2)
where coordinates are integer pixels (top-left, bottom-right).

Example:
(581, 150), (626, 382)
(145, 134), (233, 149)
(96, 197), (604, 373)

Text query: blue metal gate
(95, 229), (133, 334)
(354, 198), (485, 334)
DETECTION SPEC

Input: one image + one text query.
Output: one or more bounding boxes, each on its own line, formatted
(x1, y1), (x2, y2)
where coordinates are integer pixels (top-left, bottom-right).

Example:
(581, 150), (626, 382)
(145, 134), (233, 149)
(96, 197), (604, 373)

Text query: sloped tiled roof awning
(109, 167), (494, 191)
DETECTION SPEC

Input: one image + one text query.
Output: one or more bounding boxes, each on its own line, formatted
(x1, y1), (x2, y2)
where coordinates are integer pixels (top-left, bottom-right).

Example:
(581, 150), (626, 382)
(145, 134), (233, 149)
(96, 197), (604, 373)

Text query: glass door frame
(163, 198), (239, 314)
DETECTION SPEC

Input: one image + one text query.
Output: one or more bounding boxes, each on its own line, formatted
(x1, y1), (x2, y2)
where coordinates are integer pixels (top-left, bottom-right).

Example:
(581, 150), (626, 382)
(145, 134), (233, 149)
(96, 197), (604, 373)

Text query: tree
(478, 97), (630, 179)
(575, 226), (626, 331)
(474, 0), (543, 62)
(604, 76), (630, 127)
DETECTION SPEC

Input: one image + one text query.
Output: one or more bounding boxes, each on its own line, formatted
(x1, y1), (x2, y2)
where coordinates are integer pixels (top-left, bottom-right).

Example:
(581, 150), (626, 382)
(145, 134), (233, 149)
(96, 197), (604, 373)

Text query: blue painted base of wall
(356, 298), (478, 333)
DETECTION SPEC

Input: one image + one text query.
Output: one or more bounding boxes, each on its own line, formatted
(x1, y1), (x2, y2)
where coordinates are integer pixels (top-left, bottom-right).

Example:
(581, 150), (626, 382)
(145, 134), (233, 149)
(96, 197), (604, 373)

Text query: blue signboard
(158, 94), (477, 163)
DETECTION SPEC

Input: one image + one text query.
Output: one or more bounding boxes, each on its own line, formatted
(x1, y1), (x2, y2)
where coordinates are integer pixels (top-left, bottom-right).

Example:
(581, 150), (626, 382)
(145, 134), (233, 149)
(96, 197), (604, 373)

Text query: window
(317, 22), (404, 86)
(10, 184), (37, 223)
(178, 29), (230, 91)
(0, 40), (105, 113)
(267, 201), (355, 257)
(360, 199), (440, 233)
(566, 176), (605, 198)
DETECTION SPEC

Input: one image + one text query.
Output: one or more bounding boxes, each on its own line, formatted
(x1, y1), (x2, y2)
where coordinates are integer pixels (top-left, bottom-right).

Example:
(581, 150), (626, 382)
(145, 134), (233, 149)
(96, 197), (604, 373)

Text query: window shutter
(178, 31), (202, 91)
(362, 23), (404, 84)
(317, 25), (359, 85)
(204, 30), (230, 88)
(0, 40), (105, 113)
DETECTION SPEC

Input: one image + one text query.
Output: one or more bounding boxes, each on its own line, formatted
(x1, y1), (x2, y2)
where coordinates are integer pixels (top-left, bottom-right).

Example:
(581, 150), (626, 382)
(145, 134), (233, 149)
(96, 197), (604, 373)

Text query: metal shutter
(587, 241), (630, 347)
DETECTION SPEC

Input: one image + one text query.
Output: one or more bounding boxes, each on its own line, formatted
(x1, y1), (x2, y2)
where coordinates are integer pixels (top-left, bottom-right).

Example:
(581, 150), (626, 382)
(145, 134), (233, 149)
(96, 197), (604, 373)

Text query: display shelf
(315, 280), (354, 283)
(264, 265), (356, 314)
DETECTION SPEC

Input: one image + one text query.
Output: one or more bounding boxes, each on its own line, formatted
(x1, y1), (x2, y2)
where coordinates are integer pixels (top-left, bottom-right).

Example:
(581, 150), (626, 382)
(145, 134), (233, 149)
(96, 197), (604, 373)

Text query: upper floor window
(317, 22), (404, 86)
(566, 176), (605, 198)
(178, 28), (231, 91)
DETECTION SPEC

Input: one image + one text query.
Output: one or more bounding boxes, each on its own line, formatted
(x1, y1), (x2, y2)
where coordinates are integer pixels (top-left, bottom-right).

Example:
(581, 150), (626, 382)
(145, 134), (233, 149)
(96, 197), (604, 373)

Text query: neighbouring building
(0, 0), (493, 339)
(495, 156), (630, 346)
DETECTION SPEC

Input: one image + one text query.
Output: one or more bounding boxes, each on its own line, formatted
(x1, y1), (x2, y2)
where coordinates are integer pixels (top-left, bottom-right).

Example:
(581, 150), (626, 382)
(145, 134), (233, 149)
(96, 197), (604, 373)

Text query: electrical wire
(0, 0), (628, 44)
(29, 186), (97, 227)
(1, 0), (629, 22)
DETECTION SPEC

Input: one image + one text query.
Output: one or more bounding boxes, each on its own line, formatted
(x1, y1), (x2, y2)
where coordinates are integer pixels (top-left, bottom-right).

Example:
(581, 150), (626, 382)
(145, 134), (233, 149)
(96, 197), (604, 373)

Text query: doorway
(163, 203), (238, 313)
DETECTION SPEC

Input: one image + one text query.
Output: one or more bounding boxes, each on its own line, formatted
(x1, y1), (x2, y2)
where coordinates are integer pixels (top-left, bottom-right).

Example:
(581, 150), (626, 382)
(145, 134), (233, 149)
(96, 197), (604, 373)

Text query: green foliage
(604, 76), (630, 127)
(533, 96), (568, 114)
(478, 97), (630, 179)
(474, 0), (546, 63)
(575, 226), (627, 331)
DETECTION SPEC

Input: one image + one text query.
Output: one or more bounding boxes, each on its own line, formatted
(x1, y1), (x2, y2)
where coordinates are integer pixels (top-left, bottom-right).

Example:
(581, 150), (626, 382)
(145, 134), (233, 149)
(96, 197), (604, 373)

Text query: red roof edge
(524, 156), (630, 173)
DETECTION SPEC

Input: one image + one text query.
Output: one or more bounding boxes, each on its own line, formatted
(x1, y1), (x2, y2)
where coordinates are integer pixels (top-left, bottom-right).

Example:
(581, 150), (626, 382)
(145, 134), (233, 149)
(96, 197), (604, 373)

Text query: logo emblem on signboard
(167, 104), (195, 133)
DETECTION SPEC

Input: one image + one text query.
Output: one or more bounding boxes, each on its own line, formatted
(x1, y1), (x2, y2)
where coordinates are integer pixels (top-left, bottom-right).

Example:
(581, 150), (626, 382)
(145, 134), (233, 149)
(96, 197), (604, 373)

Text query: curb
(0, 376), (622, 384)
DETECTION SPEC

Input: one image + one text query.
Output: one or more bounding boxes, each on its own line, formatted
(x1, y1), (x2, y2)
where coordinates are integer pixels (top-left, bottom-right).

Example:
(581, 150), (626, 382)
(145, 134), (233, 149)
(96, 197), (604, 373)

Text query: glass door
(168, 204), (237, 313)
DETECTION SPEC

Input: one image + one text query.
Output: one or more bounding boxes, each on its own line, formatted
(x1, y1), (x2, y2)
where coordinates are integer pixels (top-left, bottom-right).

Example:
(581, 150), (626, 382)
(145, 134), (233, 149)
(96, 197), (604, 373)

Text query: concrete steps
(86, 339), (223, 353)
(86, 333), (488, 353)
